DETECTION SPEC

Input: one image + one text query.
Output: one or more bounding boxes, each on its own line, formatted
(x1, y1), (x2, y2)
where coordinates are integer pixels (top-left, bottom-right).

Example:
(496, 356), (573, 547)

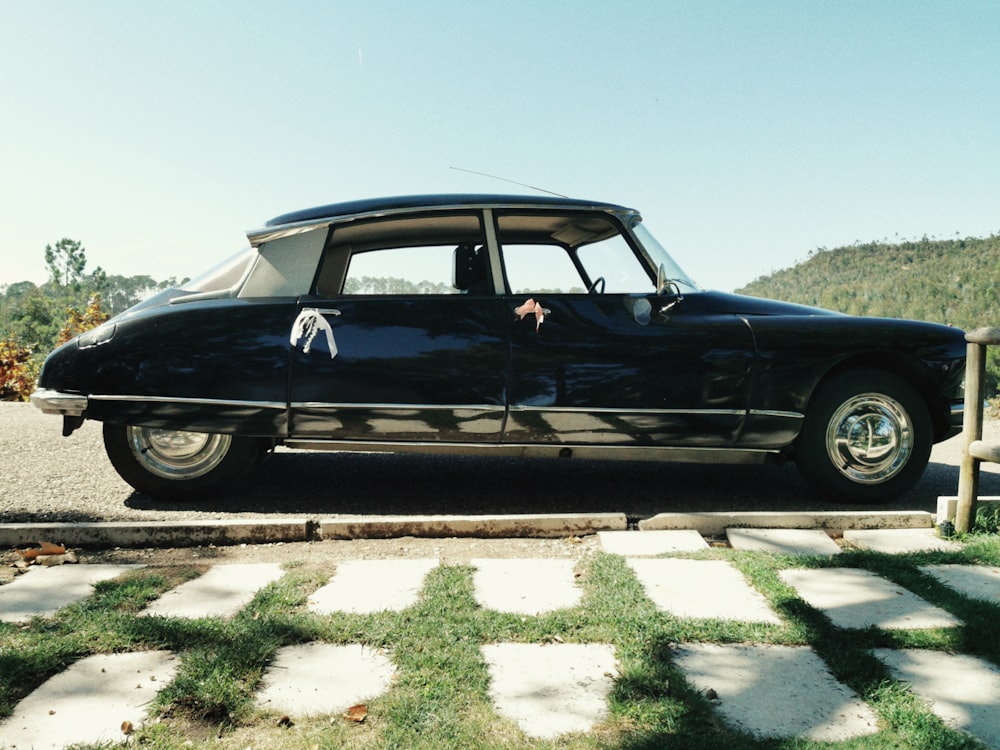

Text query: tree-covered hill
(736, 233), (1000, 396)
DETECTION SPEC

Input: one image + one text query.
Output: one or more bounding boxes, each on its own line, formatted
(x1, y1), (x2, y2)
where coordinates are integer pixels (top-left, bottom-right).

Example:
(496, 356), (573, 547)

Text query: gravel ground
(2, 401), (999, 525)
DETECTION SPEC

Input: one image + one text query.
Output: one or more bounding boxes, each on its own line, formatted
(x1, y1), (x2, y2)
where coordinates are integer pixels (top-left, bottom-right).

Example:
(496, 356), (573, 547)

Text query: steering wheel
(587, 276), (606, 294)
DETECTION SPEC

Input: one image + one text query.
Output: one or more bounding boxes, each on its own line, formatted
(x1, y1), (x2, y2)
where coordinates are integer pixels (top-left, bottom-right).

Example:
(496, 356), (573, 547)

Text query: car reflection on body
(32, 194), (966, 503)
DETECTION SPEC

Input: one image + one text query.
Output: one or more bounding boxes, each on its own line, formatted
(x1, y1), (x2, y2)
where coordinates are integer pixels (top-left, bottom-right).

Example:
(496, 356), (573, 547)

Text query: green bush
(0, 333), (39, 401)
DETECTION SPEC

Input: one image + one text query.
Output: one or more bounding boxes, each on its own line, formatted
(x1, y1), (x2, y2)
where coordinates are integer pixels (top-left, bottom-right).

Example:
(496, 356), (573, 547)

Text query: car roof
(263, 194), (631, 228)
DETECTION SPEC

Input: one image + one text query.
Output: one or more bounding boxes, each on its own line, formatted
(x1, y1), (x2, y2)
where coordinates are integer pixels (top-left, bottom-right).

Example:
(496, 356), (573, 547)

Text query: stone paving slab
(597, 529), (708, 555)
(874, 648), (1000, 749)
(139, 562), (285, 619)
(920, 564), (1000, 605)
(626, 558), (781, 624)
(472, 558), (582, 615)
(308, 558), (439, 614)
(726, 528), (842, 556)
(843, 528), (963, 553)
(673, 643), (879, 741)
(481, 643), (617, 739)
(0, 650), (178, 749)
(0, 564), (144, 623)
(256, 643), (396, 717)
(780, 567), (962, 630)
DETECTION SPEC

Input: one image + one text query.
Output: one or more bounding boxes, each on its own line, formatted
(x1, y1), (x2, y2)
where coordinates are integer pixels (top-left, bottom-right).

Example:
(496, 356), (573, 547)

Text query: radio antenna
(449, 167), (568, 198)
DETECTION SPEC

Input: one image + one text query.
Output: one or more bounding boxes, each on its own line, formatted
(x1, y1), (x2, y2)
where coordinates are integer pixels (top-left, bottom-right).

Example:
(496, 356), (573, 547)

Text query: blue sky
(2, 1), (998, 292)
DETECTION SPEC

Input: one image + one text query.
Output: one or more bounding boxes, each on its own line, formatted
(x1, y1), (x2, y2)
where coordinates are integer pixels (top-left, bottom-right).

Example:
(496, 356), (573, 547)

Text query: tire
(103, 423), (265, 501)
(795, 369), (932, 503)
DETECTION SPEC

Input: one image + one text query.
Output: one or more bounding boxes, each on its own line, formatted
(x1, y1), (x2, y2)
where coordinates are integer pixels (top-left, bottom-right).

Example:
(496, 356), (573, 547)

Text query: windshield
(630, 222), (701, 293)
(180, 247), (257, 294)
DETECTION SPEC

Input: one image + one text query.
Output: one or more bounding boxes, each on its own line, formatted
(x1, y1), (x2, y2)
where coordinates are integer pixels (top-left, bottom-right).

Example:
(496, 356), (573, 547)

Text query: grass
(2, 537), (1000, 749)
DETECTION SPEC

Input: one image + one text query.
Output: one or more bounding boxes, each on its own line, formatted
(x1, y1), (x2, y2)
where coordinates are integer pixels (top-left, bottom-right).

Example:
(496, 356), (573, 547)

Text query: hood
(689, 290), (845, 317)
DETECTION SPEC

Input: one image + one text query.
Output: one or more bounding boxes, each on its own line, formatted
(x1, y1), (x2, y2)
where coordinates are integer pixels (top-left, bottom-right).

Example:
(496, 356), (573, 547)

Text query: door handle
(514, 298), (549, 333)
(305, 307), (342, 317)
(291, 308), (340, 358)
(513, 300), (550, 317)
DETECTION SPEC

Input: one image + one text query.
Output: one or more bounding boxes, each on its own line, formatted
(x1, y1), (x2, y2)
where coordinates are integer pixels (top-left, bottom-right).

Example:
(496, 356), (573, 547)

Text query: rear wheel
(795, 369), (932, 503)
(103, 424), (265, 501)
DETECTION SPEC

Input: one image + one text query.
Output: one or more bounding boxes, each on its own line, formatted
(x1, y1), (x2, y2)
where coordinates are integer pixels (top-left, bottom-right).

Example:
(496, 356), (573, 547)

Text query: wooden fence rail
(955, 327), (1000, 533)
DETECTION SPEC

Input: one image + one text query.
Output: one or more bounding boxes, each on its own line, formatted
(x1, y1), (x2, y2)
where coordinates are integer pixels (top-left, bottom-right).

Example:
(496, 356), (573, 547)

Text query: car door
(496, 210), (755, 447)
(287, 211), (509, 442)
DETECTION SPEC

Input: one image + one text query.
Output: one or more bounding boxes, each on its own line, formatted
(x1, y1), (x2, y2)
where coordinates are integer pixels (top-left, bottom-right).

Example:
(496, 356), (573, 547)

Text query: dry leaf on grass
(12, 543), (78, 568)
(17, 542), (66, 561)
(37, 550), (78, 566)
(343, 703), (368, 723)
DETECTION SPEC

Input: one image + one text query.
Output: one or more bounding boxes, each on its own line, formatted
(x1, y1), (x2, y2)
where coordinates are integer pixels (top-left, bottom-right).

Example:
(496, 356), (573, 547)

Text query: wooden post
(955, 327), (1000, 533)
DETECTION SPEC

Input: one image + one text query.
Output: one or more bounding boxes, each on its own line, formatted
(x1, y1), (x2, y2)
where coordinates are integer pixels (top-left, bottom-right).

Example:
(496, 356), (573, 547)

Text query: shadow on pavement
(123, 451), (1000, 519)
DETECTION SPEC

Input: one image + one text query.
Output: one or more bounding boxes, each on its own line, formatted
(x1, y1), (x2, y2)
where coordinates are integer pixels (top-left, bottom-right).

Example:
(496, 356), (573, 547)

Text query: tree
(45, 238), (89, 289)
(43, 238), (107, 309)
(10, 288), (60, 350)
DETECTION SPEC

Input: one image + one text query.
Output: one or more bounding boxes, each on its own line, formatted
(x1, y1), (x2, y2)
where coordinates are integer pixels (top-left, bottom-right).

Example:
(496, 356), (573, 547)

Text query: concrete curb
(0, 519), (313, 548)
(640, 510), (936, 536)
(0, 510), (956, 548)
(0, 514), (627, 548)
(320, 512), (627, 539)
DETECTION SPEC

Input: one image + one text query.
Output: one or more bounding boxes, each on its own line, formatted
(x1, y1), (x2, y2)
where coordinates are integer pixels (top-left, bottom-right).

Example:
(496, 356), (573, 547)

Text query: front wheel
(795, 369), (932, 503)
(103, 424), (265, 501)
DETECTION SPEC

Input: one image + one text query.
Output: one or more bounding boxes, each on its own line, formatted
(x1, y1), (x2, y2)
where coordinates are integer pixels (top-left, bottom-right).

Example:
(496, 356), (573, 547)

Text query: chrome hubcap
(126, 426), (231, 480)
(826, 394), (913, 484)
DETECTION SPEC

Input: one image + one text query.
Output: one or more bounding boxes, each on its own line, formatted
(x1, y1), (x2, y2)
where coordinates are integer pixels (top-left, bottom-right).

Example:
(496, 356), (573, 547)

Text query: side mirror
(656, 264), (668, 295)
(656, 264), (684, 313)
(656, 264), (682, 296)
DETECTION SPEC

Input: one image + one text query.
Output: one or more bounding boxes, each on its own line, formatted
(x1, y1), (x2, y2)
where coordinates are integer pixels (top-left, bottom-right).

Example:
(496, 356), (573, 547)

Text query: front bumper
(30, 389), (88, 417)
(946, 398), (965, 439)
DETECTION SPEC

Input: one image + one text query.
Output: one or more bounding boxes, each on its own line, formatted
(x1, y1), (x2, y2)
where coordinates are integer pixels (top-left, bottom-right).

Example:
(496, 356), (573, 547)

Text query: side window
(576, 234), (653, 293)
(496, 212), (652, 295)
(314, 213), (487, 296)
(344, 245), (460, 295)
(502, 244), (586, 294)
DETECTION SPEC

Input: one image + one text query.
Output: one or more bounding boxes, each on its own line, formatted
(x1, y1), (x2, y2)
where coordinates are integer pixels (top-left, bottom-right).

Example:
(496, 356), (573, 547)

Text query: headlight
(78, 323), (116, 348)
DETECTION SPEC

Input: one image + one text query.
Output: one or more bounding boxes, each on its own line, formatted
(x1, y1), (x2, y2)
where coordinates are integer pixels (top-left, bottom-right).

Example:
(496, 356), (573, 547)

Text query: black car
(32, 194), (966, 502)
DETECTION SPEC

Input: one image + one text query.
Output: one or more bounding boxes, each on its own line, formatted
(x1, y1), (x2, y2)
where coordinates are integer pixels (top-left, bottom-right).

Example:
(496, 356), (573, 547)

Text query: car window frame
(312, 210), (491, 298)
(490, 209), (655, 296)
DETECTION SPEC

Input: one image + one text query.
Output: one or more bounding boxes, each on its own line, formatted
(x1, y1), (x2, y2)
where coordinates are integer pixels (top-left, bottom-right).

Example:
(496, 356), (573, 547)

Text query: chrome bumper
(30, 389), (88, 417)
(945, 399), (965, 439)
(951, 400), (964, 424)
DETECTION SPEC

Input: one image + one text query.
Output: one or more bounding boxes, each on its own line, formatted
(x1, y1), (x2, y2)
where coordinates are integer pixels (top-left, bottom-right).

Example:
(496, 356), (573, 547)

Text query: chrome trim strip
(748, 409), (804, 420)
(246, 222), (331, 247)
(288, 403), (803, 419)
(509, 405), (745, 416)
(290, 402), (505, 412)
(509, 405), (803, 419)
(89, 395), (286, 410)
(82, 397), (801, 421)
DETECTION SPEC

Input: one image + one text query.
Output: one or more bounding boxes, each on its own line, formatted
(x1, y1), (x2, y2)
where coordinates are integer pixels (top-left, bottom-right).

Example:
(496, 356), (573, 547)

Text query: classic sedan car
(32, 194), (966, 503)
